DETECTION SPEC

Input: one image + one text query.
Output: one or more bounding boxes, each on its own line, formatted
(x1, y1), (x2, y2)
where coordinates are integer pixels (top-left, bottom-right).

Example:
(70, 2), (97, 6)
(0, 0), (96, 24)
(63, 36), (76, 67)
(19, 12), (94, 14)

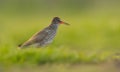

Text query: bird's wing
(21, 27), (50, 47)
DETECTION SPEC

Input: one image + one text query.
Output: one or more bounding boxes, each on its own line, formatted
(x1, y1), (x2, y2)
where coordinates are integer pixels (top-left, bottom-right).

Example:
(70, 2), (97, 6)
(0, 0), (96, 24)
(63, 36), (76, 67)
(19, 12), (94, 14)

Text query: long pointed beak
(60, 21), (70, 25)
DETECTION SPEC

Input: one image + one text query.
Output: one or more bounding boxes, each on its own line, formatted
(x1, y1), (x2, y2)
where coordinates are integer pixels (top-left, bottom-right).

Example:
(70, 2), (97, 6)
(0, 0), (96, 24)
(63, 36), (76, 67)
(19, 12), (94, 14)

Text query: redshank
(19, 17), (69, 48)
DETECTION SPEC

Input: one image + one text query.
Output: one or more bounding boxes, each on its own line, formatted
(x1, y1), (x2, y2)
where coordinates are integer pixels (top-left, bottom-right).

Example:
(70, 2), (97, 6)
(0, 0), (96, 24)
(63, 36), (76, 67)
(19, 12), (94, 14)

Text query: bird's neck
(49, 24), (59, 30)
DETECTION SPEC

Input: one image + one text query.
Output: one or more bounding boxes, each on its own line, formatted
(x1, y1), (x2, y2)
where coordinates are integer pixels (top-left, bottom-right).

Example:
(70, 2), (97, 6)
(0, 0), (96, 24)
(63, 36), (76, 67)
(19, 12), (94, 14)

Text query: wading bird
(19, 17), (69, 48)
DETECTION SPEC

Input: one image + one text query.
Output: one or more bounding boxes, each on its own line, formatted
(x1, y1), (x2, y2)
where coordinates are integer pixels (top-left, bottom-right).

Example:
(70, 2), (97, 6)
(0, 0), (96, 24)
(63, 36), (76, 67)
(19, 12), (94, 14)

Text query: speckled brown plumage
(19, 17), (69, 48)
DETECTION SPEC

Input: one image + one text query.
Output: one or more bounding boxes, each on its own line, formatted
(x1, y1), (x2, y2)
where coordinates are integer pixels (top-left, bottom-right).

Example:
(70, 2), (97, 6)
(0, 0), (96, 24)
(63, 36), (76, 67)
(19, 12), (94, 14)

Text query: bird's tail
(18, 44), (22, 47)
(18, 42), (32, 48)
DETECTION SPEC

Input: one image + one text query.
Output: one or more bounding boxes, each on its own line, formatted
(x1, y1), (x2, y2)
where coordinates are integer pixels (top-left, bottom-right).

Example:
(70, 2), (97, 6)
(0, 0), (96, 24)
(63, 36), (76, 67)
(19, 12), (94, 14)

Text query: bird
(19, 17), (69, 48)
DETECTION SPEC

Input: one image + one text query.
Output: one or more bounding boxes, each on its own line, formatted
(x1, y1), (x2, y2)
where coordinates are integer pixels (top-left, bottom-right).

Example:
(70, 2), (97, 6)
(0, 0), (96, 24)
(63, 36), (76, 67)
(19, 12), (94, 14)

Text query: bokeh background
(0, 0), (120, 72)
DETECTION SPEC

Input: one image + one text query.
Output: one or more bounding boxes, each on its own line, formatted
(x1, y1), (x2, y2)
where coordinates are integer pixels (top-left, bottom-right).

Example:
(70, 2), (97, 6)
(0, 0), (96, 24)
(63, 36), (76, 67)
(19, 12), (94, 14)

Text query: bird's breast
(39, 28), (57, 46)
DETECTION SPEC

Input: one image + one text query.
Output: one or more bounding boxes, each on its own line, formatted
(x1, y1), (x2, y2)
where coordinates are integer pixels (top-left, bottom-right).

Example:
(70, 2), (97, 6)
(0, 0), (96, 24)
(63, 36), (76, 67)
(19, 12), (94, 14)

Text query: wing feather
(20, 27), (49, 47)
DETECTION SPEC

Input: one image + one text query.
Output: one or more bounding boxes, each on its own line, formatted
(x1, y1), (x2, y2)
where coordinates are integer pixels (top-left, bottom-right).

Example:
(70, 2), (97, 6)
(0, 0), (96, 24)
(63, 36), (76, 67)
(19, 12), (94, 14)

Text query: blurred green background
(0, 0), (120, 72)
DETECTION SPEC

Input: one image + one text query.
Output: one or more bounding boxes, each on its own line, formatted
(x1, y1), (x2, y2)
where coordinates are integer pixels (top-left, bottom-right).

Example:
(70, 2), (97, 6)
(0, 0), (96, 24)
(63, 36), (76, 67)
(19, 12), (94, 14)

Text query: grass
(0, 47), (112, 65)
(0, 11), (120, 72)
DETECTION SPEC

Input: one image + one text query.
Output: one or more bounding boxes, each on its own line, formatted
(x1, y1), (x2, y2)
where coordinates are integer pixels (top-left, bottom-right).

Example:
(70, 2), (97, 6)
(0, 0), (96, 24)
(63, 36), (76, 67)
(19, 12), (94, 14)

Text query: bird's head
(51, 17), (69, 25)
